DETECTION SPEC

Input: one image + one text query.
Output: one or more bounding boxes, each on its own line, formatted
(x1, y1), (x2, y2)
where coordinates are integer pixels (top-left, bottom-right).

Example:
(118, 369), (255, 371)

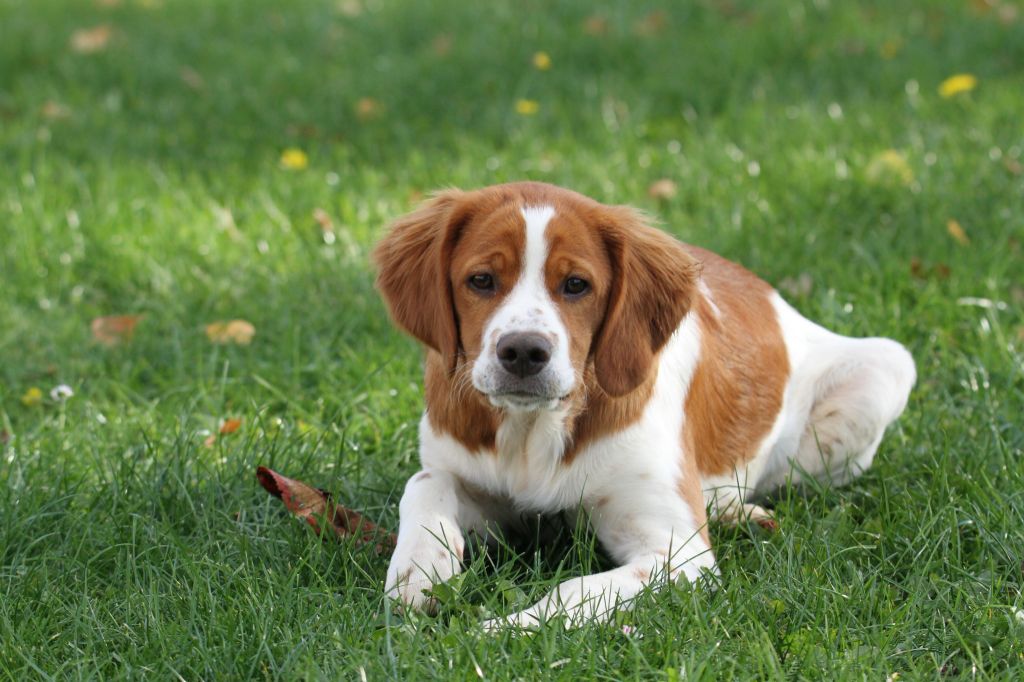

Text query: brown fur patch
(560, 366), (656, 463)
(682, 246), (790, 476)
(424, 352), (499, 452)
(588, 206), (699, 397)
(373, 190), (466, 372)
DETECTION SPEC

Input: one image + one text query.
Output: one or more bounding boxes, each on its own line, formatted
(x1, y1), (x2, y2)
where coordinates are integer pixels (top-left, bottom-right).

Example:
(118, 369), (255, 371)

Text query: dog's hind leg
(789, 337), (915, 488)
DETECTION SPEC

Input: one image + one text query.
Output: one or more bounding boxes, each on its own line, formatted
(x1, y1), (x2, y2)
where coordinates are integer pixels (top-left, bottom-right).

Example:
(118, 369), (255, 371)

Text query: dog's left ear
(592, 206), (699, 397)
(373, 189), (469, 372)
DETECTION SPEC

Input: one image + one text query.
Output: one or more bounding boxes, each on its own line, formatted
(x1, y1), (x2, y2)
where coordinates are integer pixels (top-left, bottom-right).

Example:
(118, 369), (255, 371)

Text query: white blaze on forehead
(521, 205), (555, 285)
(508, 205), (556, 329)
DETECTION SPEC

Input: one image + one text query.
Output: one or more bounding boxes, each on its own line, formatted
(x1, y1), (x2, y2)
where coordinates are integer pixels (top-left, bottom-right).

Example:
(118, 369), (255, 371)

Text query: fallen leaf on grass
(946, 219), (970, 246)
(582, 14), (609, 36)
(204, 417), (242, 447)
(256, 466), (396, 555)
(634, 10), (668, 36)
(313, 207), (334, 231)
(866, 149), (914, 186)
(70, 25), (113, 54)
(910, 257), (950, 281)
(647, 179), (677, 200)
(204, 319), (255, 345)
(355, 97), (381, 121)
(41, 101), (71, 120)
(91, 314), (143, 346)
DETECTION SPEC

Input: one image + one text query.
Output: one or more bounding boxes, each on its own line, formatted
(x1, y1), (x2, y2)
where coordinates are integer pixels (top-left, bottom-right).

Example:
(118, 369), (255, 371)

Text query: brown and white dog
(373, 181), (915, 628)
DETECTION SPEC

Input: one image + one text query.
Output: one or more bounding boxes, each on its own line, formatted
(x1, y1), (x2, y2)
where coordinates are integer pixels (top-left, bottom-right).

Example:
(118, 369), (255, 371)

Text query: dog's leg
(791, 337), (915, 487)
(484, 480), (716, 630)
(385, 469), (488, 613)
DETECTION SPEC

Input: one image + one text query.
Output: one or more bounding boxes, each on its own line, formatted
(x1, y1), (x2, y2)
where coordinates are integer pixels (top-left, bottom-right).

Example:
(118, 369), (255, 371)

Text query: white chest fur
(419, 313), (703, 513)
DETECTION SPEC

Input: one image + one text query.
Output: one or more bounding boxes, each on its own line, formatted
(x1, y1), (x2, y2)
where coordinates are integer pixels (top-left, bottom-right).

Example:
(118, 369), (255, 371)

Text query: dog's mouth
(486, 391), (570, 411)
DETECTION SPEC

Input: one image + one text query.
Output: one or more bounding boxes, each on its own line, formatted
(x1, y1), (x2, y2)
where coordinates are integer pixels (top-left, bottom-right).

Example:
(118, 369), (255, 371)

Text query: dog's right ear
(373, 190), (467, 372)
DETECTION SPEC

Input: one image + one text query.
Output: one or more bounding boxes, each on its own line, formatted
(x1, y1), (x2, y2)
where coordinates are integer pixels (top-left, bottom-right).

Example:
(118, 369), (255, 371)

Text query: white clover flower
(50, 384), (74, 401)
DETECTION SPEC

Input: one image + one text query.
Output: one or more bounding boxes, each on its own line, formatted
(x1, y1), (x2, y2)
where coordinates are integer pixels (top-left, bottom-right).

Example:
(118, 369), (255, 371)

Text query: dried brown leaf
(583, 14), (609, 36)
(205, 319), (255, 345)
(634, 10), (667, 36)
(70, 25), (113, 54)
(41, 101), (71, 120)
(647, 179), (678, 200)
(355, 97), (382, 121)
(91, 315), (143, 346)
(946, 218), (970, 246)
(256, 466), (396, 554)
(219, 418), (242, 435)
(313, 208), (333, 231)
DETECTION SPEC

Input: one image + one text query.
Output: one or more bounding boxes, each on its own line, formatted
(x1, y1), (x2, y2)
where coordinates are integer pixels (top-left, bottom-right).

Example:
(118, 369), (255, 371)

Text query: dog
(373, 181), (915, 628)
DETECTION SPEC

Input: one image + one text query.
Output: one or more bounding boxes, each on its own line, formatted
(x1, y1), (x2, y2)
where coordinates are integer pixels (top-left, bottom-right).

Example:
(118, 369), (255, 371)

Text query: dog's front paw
(385, 533), (463, 613)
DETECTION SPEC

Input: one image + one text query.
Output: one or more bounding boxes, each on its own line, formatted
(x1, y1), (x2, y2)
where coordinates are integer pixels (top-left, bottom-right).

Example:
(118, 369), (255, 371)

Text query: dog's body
(374, 182), (915, 628)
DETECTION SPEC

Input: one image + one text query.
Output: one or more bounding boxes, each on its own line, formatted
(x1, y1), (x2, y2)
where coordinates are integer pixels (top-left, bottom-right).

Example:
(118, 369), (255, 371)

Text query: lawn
(1, 0), (1023, 678)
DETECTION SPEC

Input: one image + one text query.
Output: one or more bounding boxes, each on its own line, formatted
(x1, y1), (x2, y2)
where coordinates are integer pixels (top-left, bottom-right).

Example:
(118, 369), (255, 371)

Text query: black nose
(496, 332), (552, 378)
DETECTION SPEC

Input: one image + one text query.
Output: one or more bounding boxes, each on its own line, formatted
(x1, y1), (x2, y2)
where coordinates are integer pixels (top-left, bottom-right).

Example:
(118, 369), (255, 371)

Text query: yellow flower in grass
(279, 148), (309, 170)
(20, 387), (43, 407)
(532, 51), (551, 70)
(515, 99), (539, 115)
(938, 74), (977, 98)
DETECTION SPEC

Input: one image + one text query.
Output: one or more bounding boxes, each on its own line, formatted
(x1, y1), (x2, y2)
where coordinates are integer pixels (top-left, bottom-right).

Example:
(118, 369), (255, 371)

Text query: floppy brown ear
(372, 190), (467, 372)
(592, 206), (699, 397)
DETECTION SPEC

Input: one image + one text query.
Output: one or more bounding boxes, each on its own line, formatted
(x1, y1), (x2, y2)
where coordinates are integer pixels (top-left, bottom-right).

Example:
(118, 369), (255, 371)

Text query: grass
(1, 0), (1022, 678)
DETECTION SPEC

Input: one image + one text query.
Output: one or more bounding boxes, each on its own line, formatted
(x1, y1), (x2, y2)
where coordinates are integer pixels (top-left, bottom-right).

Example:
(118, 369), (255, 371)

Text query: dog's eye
(468, 273), (495, 292)
(562, 276), (590, 297)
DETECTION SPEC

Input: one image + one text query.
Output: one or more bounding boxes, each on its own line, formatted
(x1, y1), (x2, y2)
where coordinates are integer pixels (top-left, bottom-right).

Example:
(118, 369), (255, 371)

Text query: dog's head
(373, 182), (698, 410)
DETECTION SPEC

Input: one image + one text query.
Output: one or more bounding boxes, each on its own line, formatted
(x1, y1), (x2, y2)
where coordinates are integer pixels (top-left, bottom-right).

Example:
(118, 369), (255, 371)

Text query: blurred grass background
(1, 0), (1022, 678)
